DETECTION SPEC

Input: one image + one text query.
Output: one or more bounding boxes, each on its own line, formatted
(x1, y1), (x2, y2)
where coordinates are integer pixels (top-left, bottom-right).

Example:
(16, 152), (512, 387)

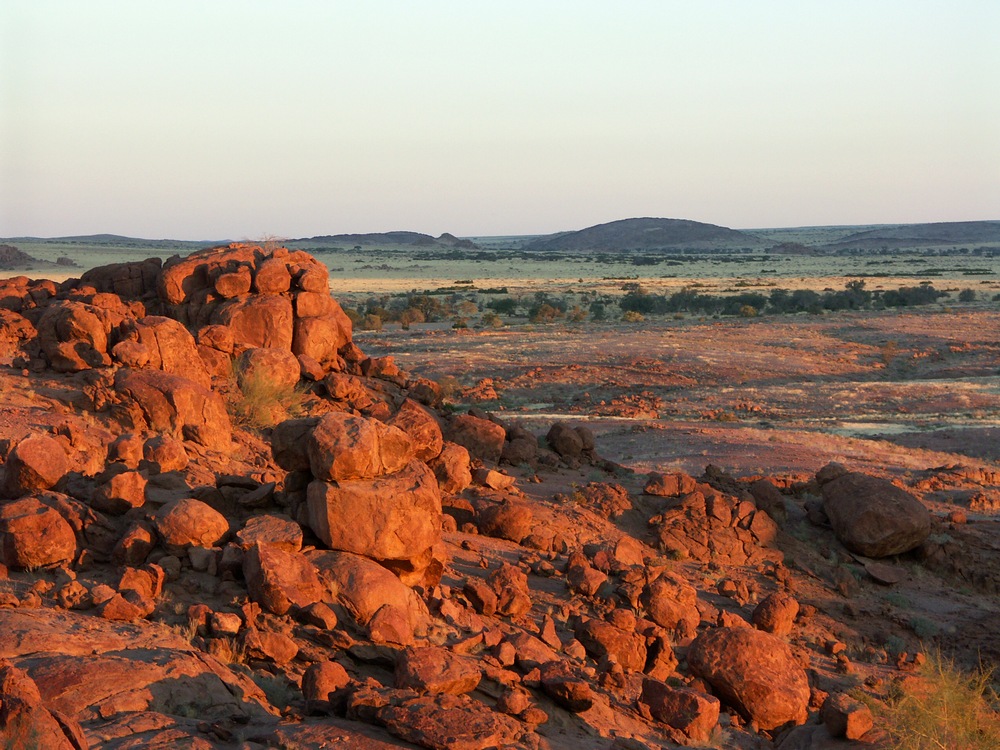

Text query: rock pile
(0, 245), (913, 748)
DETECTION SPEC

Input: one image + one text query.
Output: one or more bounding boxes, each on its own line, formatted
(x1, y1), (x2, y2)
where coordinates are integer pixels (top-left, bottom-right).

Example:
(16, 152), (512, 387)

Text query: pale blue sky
(2, 1), (997, 239)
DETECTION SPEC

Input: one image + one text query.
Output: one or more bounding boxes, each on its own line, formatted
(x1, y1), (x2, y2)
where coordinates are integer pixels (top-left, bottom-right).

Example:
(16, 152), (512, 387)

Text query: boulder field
(0, 243), (967, 749)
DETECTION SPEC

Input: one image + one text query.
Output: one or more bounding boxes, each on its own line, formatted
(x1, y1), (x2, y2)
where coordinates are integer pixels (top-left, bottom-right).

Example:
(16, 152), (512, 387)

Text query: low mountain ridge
(294, 231), (479, 250)
(523, 217), (766, 252)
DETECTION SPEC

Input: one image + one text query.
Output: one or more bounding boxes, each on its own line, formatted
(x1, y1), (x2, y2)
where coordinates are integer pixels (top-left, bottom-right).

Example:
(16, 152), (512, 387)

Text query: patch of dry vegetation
(874, 651), (1000, 749)
(226, 364), (307, 430)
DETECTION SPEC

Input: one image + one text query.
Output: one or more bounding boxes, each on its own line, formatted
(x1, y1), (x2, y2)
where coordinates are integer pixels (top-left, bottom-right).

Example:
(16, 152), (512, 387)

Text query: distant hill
(823, 221), (1000, 250)
(293, 231), (479, 250)
(523, 217), (765, 252)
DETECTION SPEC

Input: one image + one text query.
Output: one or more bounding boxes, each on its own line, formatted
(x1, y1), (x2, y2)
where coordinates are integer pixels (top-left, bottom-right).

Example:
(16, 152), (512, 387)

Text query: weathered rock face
(378, 693), (524, 750)
(0, 661), (84, 750)
(270, 416), (321, 471)
(306, 461), (442, 580)
(214, 295), (295, 351)
(80, 257), (162, 300)
(388, 399), (444, 462)
(821, 472), (931, 557)
(243, 542), (324, 616)
(133, 315), (211, 388)
(115, 368), (232, 448)
(1, 435), (69, 498)
(307, 411), (414, 482)
(0, 497), (77, 569)
(36, 300), (112, 371)
(688, 626), (809, 730)
(752, 592), (799, 635)
(395, 646), (481, 695)
(650, 488), (780, 567)
(640, 678), (720, 743)
(0, 608), (274, 737)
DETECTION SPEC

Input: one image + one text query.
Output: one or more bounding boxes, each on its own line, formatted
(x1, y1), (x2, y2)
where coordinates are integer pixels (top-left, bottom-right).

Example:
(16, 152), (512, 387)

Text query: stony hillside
(0, 244), (995, 748)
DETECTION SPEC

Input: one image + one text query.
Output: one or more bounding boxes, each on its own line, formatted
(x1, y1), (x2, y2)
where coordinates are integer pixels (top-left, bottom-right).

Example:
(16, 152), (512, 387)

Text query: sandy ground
(357, 307), (1000, 479)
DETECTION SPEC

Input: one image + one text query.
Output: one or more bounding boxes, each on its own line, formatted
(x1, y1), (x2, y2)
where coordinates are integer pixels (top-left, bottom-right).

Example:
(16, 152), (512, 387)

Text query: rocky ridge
(0, 243), (986, 749)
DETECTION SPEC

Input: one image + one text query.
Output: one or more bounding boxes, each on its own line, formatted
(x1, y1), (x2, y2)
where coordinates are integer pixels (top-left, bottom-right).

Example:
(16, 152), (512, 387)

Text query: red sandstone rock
(448, 414), (506, 464)
(0, 498), (77, 569)
(643, 571), (700, 639)
(429, 442), (473, 494)
(306, 460), (441, 579)
(388, 398), (444, 461)
(307, 411), (414, 481)
(640, 678), (720, 743)
(134, 315), (211, 388)
(36, 300), (112, 371)
(688, 625), (809, 730)
(303, 660), (351, 702)
(395, 646), (481, 695)
(1, 435), (69, 498)
(477, 500), (532, 544)
(752, 592), (799, 635)
(243, 542), (324, 616)
(822, 472), (932, 557)
(154, 498), (230, 552)
(115, 368), (232, 448)
(236, 346), (301, 391)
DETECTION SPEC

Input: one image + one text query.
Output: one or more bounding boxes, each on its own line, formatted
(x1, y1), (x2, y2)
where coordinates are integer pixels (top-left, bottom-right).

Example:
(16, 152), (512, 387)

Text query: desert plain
(0, 235), (998, 749)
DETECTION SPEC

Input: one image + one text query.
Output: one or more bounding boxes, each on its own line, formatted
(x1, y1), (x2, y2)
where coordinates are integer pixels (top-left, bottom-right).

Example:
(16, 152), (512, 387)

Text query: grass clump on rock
(227, 364), (307, 430)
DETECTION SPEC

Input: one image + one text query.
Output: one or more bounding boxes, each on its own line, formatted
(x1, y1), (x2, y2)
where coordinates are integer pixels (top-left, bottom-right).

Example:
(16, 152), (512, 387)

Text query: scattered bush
(480, 311), (504, 328)
(958, 288), (977, 302)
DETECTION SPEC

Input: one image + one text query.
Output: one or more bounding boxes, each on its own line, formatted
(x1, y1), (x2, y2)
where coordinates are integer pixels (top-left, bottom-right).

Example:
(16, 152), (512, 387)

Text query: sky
(1, 1), (998, 240)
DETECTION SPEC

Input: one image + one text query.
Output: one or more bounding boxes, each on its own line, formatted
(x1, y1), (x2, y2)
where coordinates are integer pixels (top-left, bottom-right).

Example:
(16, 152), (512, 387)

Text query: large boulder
(688, 626), (809, 730)
(0, 662), (84, 750)
(640, 679), (720, 744)
(115, 368), (232, 448)
(133, 315), (210, 388)
(306, 460), (442, 582)
(428, 442), (472, 494)
(158, 244), (260, 307)
(643, 571), (700, 639)
(447, 414), (506, 464)
(821, 472), (931, 557)
(80, 257), (162, 300)
(0, 498), (77, 569)
(388, 399), (444, 462)
(308, 550), (431, 637)
(154, 498), (230, 553)
(395, 646), (481, 695)
(243, 542), (324, 616)
(270, 417), (321, 471)
(307, 411), (414, 482)
(1, 435), (69, 498)
(213, 295), (294, 352)
(292, 315), (351, 367)
(36, 300), (111, 371)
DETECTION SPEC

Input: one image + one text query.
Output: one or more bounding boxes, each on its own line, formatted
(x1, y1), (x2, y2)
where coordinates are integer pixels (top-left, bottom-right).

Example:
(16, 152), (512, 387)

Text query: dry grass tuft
(226, 364), (307, 430)
(874, 650), (1000, 749)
